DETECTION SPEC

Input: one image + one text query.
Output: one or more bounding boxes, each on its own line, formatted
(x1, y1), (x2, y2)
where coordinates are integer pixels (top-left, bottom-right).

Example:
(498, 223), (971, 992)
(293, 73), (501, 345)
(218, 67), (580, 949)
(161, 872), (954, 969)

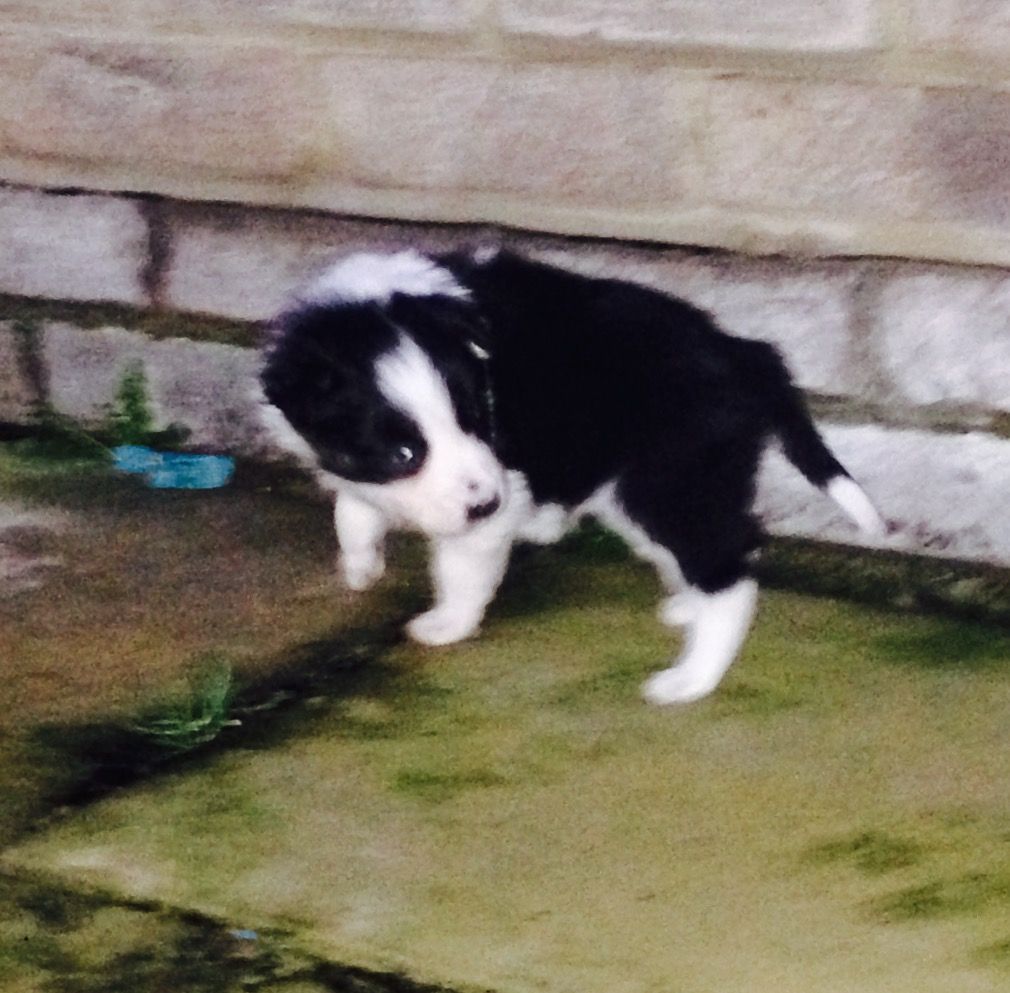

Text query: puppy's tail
(761, 348), (886, 536)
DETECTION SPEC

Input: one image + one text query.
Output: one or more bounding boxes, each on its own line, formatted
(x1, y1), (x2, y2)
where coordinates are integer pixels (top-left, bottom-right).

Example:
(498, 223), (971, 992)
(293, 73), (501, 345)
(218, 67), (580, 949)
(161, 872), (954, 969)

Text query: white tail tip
(826, 476), (886, 536)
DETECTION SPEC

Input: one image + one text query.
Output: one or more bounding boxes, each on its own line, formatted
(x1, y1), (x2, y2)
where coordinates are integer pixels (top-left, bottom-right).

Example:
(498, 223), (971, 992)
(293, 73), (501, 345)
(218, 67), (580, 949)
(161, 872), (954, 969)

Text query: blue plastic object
(112, 446), (235, 490)
(111, 445), (162, 474)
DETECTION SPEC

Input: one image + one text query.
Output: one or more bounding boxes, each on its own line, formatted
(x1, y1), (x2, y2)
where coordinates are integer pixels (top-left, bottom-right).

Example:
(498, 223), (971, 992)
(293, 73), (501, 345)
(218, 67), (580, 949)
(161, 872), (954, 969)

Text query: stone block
(0, 34), (323, 180)
(150, 0), (472, 33)
(704, 79), (925, 219)
(0, 323), (37, 422)
(41, 323), (265, 453)
(909, 1), (1010, 56)
(704, 78), (1010, 236)
(875, 269), (1010, 411)
(519, 239), (863, 395)
(914, 87), (1010, 231)
(325, 55), (698, 206)
(500, 0), (879, 51)
(758, 423), (1010, 565)
(0, 188), (148, 304)
(42, 325), (149, 427)
(0, 0), (472, 33)
(162, 202), (479, 320)
(142, 337), (265, 453)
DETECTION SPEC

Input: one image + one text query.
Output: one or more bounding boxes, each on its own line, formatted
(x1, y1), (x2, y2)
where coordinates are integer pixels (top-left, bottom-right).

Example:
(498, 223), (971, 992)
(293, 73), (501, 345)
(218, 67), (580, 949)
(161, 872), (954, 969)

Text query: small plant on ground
(101, 361), (190, 450)
(129, 657), (241, 756)
(105, 361), (155, 446)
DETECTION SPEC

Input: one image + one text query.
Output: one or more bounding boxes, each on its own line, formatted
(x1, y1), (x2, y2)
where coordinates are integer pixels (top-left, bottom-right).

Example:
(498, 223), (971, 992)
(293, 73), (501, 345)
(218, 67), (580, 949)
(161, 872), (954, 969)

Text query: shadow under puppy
(260, 248), (884, 704)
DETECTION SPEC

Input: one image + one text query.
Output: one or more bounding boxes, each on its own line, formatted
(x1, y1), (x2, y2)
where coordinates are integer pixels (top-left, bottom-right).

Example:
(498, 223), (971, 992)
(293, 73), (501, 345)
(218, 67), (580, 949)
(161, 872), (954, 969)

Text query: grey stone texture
(909, 1), (1010, 55)
(500, 0), (880, 51)
(0, 2), (1009, 270)
(0, 34), (324, 181)
(758, 424), (1010, 566)
(703, 79), (1010, 234)
(161, 202), (478, 320)
(162, 0), (474, 33)
(0, 188), (148, 304)
(876, 268), (1010, 411)
(0, 323), (37, 421)
(0, 0), (473, 33)
(324, 55), (699, 207)
(41, 323), (266, 454)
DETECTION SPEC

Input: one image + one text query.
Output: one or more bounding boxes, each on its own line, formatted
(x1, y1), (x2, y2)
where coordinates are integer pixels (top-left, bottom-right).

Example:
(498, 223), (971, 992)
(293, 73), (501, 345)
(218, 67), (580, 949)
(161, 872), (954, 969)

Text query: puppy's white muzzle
(347, 435), (505, 538)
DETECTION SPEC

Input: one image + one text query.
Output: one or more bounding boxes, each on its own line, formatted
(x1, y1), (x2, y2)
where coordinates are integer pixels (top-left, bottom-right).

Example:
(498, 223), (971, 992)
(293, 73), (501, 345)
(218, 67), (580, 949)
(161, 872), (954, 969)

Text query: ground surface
(2, 447), (1010, 993)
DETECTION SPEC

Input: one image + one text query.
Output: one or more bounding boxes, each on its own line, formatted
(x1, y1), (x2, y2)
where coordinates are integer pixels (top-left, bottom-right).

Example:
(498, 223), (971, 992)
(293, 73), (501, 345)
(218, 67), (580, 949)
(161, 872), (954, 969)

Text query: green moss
(392, 768), (507, 803)
(805, 831), (924, 876)
(990, 412), (1010, 441)
(708, 681), (803, 717)
(760, 537), (1010, 627)
(551, 651), (655, 707)
(872, 619), (1010, 671)
(974, 937), (1010, 971)
(871, 873), (1010, 922)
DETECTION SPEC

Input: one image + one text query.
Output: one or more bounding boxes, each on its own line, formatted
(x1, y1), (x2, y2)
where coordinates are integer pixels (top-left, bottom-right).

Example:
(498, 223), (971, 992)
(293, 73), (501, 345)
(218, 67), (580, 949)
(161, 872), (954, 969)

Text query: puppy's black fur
(437, 250), (844, 592)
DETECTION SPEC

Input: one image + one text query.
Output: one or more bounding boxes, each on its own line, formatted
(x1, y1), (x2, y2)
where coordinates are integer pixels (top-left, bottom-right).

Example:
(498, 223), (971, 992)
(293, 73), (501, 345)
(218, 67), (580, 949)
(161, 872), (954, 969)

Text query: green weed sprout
(106, 361), (155, 446)
(129, 658), (241, 755)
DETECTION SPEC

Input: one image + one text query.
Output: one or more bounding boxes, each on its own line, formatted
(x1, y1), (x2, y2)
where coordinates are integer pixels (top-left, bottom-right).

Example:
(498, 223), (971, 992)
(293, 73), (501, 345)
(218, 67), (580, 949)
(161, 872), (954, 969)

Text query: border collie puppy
(260, 248), (884, 704)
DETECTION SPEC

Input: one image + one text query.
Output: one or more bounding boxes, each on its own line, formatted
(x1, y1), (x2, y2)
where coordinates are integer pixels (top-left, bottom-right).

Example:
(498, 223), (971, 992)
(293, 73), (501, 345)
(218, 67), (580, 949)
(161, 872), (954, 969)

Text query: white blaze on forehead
(305, 250), (468, 305)
(375, 334), (460, 436)
(371, 333), (504, 535)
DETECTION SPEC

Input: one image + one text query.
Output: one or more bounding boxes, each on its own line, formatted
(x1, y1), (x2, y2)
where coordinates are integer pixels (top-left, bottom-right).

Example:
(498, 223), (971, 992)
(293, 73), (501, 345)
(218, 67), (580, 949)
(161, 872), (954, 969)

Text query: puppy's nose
(466, 495), (501, 522)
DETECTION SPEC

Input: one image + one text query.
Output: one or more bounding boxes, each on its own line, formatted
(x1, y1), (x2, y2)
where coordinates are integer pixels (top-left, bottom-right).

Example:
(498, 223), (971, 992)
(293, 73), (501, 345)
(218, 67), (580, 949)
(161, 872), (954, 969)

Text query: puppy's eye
(393, 445), (416, 467)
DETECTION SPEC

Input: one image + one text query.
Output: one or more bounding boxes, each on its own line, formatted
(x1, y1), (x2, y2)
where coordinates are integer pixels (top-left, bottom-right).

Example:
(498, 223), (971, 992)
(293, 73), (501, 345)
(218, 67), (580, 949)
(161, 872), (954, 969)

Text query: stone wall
(0, 1), (1009, 267)
(1, 3), (1009, 568)
(2, 188), (1009, 568)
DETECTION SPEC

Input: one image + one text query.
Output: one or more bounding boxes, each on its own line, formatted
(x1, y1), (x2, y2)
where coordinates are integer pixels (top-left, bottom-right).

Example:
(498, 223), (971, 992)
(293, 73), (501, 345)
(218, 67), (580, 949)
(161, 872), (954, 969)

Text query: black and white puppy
(260, 248), (884, 704)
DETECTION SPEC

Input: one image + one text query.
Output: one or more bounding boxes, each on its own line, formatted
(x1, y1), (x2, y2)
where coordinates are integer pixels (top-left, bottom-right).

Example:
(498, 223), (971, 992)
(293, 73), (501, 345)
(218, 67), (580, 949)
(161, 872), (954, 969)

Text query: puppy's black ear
(387, 292), (492, 358)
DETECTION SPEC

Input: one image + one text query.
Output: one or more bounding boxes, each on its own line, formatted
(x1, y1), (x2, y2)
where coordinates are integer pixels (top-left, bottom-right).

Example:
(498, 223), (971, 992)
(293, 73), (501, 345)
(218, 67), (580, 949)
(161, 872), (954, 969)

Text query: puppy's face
(262, 295), (505, 536)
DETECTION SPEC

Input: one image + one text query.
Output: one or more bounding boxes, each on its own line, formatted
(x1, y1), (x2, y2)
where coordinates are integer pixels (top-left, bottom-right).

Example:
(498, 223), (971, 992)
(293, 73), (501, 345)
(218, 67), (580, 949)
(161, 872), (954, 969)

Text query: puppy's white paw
(407, 607), (480, 646)
(657, 591), (701, 628)
(641, 664), (720, 706)
(340, 551), (385, 592)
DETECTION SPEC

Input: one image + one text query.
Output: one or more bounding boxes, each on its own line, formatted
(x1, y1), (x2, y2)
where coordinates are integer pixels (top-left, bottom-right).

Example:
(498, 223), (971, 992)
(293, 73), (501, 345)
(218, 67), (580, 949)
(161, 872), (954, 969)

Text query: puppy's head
(261, 251), (504, 536)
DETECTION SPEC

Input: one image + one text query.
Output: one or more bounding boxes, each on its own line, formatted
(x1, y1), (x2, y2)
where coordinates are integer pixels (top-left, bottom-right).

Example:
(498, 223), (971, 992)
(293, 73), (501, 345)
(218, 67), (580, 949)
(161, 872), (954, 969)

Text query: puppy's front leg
(407, 530), (513, 646)
(334, 492), (388, 591)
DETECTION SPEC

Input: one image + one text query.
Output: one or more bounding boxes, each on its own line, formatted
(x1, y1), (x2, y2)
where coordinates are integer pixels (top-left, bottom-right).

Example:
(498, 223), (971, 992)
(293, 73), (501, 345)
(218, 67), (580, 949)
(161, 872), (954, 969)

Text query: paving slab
(4, 494), (1010, 993)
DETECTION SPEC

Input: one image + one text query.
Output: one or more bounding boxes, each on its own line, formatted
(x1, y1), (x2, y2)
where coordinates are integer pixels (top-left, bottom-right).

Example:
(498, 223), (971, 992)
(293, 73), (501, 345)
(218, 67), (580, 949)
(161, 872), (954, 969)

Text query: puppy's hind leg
(334, 491), (388, 591)
(615, 444), (764, 704)
(642, 578), (758, 705)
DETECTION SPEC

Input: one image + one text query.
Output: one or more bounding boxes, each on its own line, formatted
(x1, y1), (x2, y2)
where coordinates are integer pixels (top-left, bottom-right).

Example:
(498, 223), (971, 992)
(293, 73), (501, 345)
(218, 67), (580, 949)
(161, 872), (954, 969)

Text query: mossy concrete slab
(5, 531), (1010, 993)
(0, 449), (421, 848)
